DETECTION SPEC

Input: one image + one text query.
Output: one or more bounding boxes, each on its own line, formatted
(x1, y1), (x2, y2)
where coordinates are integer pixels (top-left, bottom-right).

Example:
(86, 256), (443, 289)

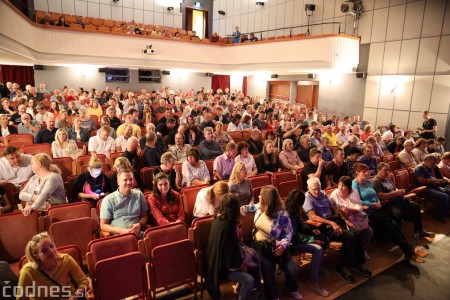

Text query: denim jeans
(228, 270), (255, 300)
(295, 243), (323, 284)
(421, 187), (450, 219)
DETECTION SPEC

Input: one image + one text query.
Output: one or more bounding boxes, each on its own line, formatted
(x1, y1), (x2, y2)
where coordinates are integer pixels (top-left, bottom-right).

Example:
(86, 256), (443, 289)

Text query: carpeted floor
(337, 234), (450, 300)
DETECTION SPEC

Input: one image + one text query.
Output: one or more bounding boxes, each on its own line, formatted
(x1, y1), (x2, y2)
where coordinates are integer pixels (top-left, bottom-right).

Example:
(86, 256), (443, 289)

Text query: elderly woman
(279, 138), (304, 172)
(213, 121), (234, 144)
(257, 140), (282, 175)
(303, 177), (371, 283)
(55, 109), (71, 130)
(182, 148), (211, 187)
(330, 176), (373, 259)
(20, 154), (66, 216)
(193, 181), (229, 217)
(228, 162), (254, 205)
(79, 108), (97, 131)
(52, 128), (84, 160)
(18, 233), (89, 299)
(152, 152), (181, 191)
(241, 186), (301, 299)
(352, 163), (428, 262)
(147, 172), (185, 226)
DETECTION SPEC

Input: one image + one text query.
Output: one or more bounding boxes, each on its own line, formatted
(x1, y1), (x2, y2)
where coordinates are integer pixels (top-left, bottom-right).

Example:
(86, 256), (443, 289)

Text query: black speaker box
(356, 72), (367, 78)
(99, 68), (107, 73)
(33, 65), (44, 70)
(162, 70), (171, 75)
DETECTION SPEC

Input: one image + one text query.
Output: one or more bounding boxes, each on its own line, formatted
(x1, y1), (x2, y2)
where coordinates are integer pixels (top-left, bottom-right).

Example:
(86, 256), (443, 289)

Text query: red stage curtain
(242, 76), (247, 97)
(211, 74), (230, 93)
(0, 65), (35, 89)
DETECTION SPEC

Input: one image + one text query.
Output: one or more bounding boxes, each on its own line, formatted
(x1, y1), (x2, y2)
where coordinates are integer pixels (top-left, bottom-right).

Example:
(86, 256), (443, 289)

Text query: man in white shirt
(115, 124), (133, 152)
(0, 146), (33, 189)
(88, 125), (116, 158)
(336, 125), (349, 147)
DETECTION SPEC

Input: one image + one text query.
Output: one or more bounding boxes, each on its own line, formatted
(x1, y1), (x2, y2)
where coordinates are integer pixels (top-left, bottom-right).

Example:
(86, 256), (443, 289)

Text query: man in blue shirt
(232, 26), (241, 44)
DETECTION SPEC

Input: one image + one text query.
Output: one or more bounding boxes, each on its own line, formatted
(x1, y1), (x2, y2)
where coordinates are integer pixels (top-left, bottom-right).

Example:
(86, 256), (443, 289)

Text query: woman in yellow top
(17, 232), (89, 300)
(88, 98), (103, 119)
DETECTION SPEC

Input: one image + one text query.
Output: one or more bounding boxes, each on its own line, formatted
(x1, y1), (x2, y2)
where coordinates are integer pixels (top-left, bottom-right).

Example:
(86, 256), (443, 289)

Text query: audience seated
(319, 137), (333, 162)
(78, 108), (96, 131)
(143, 132), (162, 167)
(115, 124), (133, 152)
(181, 148), (210, 187)
(88, 125), (116, 158)
(241, 186), (301, 299)
(285, 189), (329, 297)
(193, 181), (229, 217)
(73, 154), (112, 206)
(387, 136), (405, 154)
(257, 140), (281, 175)
(412, 138), (428, 163)
(301, 148), (328, 189)
(100, 169), (148, 235)
(147, 172), (184, 226)
(34, 114), (57, 144)
(235, 141), (257, 177)
(121, 136), (139, 169)
(20, 153), (66, 215)
(169, 133), (192, 163)
(344, 147), (361, 179)
(213, 142), (237, 181)
(55, 109), (71, 130)
(303, 177), (371, 284)
(52, 128), (84, 159)
(18, 233), (90, 299)
(352, 163), (429, 262)
(228, 161), (254, 205)
(356, 144), (377, 176)
(199, 127), (223, 160)
(438, 152), (450, 178)
(297, 135), (312, 163)
(152, 152), (181, 190)
(18, 113), (40, 136)
(325, 147), (349, 186)
(279, 138), (304, 172)
(414, 154), (450, 223)
(109, 156), (143, 192)
(98, 116), (116, 139)
(246, 129), (264, 155)
(0, 114), (18, 137)
(67, 115), (90, 142)
(213, 121), (233, 144)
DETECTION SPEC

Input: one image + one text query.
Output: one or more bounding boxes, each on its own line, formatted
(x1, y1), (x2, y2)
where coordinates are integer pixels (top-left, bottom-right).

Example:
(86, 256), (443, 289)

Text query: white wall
(34, 66), (212, 93)
(212, 0), (355, 38)
(215, 0), (449, 139)
(34, 0), (183, 28)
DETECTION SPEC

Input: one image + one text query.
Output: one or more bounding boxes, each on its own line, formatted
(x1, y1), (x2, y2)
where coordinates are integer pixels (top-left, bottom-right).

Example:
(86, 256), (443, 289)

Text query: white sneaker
(290, 291), (303, 299)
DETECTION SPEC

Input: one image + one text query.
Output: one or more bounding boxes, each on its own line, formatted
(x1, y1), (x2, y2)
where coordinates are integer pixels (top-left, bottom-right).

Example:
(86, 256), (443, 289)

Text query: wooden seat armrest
(409, 186), (427, 194)
(404, 193), (417, 199)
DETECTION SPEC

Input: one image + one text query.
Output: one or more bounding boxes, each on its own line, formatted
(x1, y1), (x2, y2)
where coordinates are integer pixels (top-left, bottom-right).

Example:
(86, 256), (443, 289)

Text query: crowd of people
(1, 80), (449, 299)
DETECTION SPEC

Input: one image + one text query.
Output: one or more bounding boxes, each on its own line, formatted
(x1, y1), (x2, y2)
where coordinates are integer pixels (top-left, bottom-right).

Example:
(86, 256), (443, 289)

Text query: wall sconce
(256, 2), (265, 6)
(218, 10), (226, 15)
(167, 6), (174, 11)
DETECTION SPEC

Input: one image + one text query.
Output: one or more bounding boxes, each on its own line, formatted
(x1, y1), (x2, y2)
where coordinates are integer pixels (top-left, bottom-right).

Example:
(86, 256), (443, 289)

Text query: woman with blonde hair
(228, 162), (254, 205)
(256, 140), (281, 175)
(88, 98), (103, 118)
(79, 107), (96, 131)
(20, 154), (66, 216)
(18, 232), (89, 299)
(72, 154), (111, 206)
(51, 128), (84, 160)
(241, 185), (300, 299)
(152, 152), (181, 191)
(193, 181), (229, 217)
(109, 156), (144, 191)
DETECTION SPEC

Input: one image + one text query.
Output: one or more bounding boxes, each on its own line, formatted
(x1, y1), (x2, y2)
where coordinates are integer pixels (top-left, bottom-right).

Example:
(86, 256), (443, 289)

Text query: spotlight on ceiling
(256, 2), (265, 6)
(218, 10), (226, 15)
(167, 6), (174, 11)
(304, 4), (316, 12)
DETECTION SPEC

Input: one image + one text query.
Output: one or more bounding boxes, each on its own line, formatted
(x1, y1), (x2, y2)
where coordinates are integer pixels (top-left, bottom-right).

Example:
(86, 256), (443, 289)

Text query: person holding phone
(301, 148), (329, 190)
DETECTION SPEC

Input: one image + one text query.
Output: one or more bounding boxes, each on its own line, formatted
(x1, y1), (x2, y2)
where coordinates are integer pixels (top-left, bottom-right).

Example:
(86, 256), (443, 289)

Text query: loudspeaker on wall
(33, 65), (44, 70)
(356, 72), (367, 78)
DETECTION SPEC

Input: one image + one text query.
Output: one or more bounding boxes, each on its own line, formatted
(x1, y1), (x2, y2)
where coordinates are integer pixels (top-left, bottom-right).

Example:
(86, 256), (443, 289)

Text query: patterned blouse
(181, 160), (210, 187)
(213, 131), (232, 144)
(243, 203), (293, 249)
